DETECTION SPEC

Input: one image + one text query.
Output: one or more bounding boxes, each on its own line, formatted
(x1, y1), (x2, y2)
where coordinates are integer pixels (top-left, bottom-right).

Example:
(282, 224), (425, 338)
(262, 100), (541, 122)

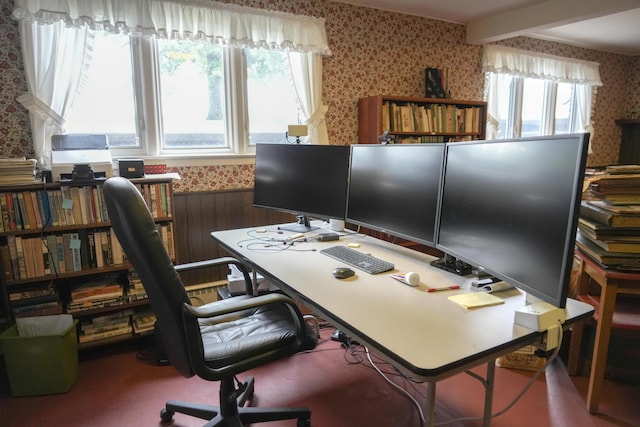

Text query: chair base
(160, 376), (311, 427)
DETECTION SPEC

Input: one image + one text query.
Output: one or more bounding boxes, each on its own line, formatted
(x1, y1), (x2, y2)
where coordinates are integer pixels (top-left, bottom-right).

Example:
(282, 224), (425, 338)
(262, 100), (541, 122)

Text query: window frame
(493, 74), (585, 140)
(82, 34), (289, 160)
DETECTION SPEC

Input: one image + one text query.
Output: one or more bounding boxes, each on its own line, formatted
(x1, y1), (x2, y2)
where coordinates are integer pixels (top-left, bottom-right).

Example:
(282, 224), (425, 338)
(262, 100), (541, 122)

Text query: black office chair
(103, 177), (317, 427)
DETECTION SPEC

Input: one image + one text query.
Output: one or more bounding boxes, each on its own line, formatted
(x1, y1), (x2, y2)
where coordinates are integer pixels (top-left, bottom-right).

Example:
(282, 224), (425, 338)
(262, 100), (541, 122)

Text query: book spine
(15, 236), (27, 279)
(71, 232), (82, 272)
(7, 235), (19, 280)
(0, 242), (13, 281)
(78, 325), (133, 343)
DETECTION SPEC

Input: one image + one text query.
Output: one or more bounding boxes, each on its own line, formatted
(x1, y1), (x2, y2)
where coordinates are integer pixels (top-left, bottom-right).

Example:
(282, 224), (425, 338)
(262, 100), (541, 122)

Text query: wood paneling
(173, 189), (293, 285)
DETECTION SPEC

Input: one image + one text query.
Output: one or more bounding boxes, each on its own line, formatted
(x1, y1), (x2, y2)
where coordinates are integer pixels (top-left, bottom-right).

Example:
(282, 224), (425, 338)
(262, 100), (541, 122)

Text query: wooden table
(568, 250), (640, 413)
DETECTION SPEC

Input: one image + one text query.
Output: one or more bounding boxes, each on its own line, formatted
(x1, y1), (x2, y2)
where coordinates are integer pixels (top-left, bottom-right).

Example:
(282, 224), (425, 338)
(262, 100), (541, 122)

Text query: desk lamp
(287, 124), (308, 144)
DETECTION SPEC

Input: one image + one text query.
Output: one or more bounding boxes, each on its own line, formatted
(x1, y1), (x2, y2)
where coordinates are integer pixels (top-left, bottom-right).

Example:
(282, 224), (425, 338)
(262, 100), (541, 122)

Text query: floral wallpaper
(1, 0), (638, 192)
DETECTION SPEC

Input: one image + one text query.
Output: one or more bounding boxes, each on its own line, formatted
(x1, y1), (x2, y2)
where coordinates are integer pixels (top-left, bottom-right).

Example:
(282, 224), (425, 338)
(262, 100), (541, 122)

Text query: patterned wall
(0, 0), (638, 192)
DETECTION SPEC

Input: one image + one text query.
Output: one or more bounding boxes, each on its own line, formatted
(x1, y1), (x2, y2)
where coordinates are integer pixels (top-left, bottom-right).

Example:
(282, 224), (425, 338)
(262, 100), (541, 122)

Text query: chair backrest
(103, 177), (194, 378)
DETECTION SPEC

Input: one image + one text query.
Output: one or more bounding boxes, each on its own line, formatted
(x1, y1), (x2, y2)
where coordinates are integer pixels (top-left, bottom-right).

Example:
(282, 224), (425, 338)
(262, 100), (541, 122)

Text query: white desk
(212, 223), (594, 426)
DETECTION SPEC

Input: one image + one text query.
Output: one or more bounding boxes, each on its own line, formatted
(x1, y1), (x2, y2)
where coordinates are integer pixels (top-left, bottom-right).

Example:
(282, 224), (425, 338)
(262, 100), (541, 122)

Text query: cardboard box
(0, 319), (79, 396)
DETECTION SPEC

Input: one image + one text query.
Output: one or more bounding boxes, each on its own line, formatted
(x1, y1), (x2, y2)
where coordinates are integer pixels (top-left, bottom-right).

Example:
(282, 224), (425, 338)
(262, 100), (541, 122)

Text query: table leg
(586, 280), (618, 413)
(425, 381), (436, 427)
(568, 318), (585, 375)
(482, 361), (495, 427)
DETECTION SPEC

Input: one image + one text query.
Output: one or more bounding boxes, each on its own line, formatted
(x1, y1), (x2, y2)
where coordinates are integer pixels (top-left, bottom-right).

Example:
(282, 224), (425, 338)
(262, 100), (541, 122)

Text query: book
(579, 201), (640, 227)
(29, 191), (42, 229)
(578, 219), (640, 242)
(0, 243), (13, 280)
(578, 228), (640, 254)
(575, 230), (640, 269)
(71, 279), (122, 301)
(78, 324), (133, 343)
(14, 236), (27, 279)
(81, 318), (131, 335)
(6, 235), (20, 280)
(587, 200), (640, 214)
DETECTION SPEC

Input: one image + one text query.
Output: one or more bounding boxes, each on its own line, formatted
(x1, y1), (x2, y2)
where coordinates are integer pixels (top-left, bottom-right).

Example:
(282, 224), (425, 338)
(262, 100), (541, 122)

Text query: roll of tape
(405, 272), (420, 286)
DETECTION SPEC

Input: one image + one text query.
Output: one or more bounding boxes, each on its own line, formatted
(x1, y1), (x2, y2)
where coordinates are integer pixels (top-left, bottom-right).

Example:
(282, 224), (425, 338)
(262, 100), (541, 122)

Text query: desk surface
(212, 223), (594, 381)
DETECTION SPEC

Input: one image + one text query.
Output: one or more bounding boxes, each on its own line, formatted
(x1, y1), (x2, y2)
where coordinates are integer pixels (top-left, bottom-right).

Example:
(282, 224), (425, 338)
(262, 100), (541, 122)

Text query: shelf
(358, 95), (487, 145)
(0, 177), (176, 349)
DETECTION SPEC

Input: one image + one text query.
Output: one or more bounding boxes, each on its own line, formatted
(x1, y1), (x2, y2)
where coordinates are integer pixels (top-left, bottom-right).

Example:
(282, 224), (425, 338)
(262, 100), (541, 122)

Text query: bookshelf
(358, 95), (487, 144)
(616, 119), (640, 164)
(0, 175), (177, 348)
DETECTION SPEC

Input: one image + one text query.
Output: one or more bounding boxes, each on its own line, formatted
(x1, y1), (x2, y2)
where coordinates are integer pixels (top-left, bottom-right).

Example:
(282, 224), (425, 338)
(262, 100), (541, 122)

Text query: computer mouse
(332, 267), (355, 279)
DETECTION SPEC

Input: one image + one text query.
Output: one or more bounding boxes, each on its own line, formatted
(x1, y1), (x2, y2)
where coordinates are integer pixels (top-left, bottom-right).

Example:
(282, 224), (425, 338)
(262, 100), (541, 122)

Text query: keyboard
(320, 245), (394, 274)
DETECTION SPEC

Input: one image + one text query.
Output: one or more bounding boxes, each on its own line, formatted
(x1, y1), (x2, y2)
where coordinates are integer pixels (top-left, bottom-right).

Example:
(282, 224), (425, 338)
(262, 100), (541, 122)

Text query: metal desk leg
(483, 361), (496, 427)
(425, 381), (436, 427)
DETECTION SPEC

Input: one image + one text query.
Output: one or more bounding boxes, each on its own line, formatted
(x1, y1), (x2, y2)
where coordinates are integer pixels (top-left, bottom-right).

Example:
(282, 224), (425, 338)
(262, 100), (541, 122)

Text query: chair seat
(578, 294), (640, 330)
(200, 297), (301, 365)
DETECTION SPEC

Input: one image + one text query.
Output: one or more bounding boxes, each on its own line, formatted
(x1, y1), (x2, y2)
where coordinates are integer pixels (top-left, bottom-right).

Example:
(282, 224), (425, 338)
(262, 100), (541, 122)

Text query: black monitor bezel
(253, 143), (351, 228)
(345, 143), (446, 248)
(435, 134), (590, 308)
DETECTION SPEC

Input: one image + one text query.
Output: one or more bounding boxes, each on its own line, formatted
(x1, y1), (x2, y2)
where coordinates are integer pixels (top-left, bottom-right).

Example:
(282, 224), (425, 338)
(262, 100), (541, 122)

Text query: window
(482, 45), (602, 142)
(65, 32), (302, 157)
(490, 74), (582, 139)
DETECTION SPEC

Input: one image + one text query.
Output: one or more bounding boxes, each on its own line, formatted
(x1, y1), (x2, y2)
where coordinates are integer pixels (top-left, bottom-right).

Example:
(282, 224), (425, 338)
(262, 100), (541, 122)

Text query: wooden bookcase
(358, 95), (487, 144)
(616, 119), (640, 164)
(0, 175), (177, 348)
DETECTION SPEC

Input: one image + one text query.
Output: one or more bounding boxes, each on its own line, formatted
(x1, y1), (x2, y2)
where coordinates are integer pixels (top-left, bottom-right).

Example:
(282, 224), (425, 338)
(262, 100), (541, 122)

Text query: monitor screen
(436, 134), (589, 308)
(254, 143), (351, 231)
(346, 143), (445, 247)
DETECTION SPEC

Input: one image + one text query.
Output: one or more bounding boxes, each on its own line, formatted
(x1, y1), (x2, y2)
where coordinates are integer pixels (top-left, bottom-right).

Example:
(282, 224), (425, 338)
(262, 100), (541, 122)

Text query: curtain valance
(482, 45), (602, 86)
(12, 0), (331, 55)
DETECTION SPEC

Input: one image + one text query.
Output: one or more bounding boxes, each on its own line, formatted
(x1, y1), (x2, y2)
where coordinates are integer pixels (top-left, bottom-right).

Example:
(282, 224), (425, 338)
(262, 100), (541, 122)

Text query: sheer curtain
(16, 20), (90, 170)
(482, 45), (602, 143)
(12, 0), (332, 167)
(288, 51), (329, 144)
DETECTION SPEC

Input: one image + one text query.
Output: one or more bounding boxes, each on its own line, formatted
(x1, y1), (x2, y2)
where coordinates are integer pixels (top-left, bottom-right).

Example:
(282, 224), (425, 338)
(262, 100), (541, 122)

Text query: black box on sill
(118, 159), (145, 178)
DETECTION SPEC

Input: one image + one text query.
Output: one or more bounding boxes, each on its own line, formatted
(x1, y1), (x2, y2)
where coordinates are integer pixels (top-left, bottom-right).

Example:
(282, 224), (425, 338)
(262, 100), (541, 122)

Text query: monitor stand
(430, 254), (473, 276)
(277, 214), (319, 233)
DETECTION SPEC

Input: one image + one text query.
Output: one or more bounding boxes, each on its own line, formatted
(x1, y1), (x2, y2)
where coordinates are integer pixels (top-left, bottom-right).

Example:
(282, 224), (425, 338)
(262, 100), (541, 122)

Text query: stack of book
(9, 284), (63, 318)
(79, 309), (134, 344)
(0, 158), (38, 185)
(576, 165), (640, 270)
(126, 270), (148, 302)
(67, 275), (126, 313)
(132, 308), (156, 334)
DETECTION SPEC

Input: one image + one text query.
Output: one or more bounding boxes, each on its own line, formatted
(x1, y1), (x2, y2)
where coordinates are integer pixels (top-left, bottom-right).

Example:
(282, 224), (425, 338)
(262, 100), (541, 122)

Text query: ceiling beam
(466, 0), (640, 44)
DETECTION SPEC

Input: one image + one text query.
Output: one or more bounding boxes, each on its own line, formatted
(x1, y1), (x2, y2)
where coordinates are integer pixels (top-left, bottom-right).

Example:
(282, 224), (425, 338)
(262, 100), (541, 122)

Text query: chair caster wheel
(160, 408), (174, 422)
(297, 418), (311, 427)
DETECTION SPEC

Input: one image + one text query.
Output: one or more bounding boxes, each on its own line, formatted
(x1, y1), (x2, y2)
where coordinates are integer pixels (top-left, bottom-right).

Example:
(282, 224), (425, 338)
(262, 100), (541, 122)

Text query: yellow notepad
(448, 292), (505, 309)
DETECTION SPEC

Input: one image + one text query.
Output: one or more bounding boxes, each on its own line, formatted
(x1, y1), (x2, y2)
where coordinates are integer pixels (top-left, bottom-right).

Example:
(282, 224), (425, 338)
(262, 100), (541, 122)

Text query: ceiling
(331, 0), (640, 56)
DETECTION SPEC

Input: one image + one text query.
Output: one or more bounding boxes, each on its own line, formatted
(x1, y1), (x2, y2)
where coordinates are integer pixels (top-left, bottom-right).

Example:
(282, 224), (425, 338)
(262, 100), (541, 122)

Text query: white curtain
(12, 0), (331, 54)
(288, 51), (329, 145)
(482, 45), (602, 143)
(16, 20), (90, 170)
(12, 0), (332, 166)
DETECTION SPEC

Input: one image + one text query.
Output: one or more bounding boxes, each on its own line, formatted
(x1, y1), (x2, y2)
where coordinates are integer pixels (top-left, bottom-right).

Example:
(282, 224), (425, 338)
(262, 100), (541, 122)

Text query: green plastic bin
(0, 319), (79, 396)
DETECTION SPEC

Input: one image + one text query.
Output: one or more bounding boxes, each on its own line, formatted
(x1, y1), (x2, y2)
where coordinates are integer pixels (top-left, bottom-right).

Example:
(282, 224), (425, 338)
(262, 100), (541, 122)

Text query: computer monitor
(254, 143), (351, 232)
(346, 143), (445, 247)
(436, 134), (589, 308)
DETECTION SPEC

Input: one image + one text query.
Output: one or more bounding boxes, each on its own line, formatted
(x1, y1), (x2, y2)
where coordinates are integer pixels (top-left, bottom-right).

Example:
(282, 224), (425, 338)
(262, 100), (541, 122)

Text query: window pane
(65, 32), (138, 148)
(494, 74), (514, 139)
(521, 79), (544, 137)
(246, 50), (301, 145)
(554, 83), (573, 134)
(157, 40), (225, 149)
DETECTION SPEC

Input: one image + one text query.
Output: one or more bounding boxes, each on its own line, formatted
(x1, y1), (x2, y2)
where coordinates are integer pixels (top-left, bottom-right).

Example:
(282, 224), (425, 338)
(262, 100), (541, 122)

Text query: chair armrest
(174, 256), (253, 295)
